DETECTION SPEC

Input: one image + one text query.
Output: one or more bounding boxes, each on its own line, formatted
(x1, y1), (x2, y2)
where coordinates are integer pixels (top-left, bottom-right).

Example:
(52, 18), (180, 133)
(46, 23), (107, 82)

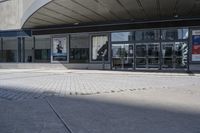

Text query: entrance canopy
(22, 0), (200, 29)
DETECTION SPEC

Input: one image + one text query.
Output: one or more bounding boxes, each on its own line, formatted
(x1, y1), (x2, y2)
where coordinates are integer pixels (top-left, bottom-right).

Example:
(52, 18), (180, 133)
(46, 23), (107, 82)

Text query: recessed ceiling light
(74, 22), (79, 25)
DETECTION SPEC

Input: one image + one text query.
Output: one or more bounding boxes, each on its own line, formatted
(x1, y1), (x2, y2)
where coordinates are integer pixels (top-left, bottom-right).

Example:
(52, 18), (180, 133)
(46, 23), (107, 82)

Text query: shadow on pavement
(0, 87), (200, 133)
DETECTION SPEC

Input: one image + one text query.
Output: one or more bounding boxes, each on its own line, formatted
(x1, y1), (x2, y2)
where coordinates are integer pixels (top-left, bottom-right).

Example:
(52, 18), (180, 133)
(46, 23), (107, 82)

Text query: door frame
(111, 43), (135, 70)
(135, 43), (160, 70)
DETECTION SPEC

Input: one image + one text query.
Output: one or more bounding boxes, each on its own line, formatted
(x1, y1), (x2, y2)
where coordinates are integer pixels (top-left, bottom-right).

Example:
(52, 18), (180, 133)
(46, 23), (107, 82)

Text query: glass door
(175, 42), (188, 68)
(112, 44), (134, 70)
(136, 44), (147, 68)
(136, 43), (160, 69)
(161, 43), (174, 69)
(161, 42), (188, 69)
(148, 44), (160, 68)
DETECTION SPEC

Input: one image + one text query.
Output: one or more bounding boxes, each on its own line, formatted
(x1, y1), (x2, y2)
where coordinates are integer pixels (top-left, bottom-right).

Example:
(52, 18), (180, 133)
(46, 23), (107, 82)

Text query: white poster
(53, 37), (67, 56)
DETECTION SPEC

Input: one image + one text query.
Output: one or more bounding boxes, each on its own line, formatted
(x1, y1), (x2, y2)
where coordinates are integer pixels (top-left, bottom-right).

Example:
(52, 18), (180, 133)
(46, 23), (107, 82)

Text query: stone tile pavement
(0, 69), (199, 101)
(1, 69), (200, 133)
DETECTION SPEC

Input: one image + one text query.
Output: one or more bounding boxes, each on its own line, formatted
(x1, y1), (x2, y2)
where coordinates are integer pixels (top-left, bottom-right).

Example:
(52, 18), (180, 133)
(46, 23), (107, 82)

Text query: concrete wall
(0, 0), (22, 30)
(0, 0), (51, 30)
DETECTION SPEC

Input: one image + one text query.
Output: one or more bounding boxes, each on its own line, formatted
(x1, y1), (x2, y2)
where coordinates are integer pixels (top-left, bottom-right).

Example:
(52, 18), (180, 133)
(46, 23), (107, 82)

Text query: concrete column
(33, 37), (35, 62)
(0, 38), (3, 62)
(18, 37), (22, 62)
(22, 37), (25, 62)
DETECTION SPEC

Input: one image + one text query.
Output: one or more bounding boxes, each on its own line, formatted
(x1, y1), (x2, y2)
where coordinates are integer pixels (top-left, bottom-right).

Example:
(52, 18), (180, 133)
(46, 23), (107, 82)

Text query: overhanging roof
(22, 0), (200, 29)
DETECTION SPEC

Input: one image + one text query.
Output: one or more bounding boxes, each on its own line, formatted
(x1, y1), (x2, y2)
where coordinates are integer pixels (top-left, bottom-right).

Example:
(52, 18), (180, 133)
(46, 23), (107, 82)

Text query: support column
(0, 38), (3, 62)
(22, 37), (25, 62)
(18, 37), (22, 63)
(33, 37), (36, 62)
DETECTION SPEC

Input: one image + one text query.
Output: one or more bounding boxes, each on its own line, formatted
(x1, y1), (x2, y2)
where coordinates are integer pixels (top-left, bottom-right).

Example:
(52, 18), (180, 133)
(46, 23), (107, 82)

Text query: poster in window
(52, 37), (67, 61)
(192, 30), (200, 61)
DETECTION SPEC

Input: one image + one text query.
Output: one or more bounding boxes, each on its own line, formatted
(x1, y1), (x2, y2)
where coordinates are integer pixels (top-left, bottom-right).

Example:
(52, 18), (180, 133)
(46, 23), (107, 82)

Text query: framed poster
(52, 37), (67, 61)
(192, 30), (200, 62)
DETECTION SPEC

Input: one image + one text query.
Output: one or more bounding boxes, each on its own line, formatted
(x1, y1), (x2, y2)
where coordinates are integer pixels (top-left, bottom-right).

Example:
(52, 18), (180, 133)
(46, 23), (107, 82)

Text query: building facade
(0, 0), (200, 72)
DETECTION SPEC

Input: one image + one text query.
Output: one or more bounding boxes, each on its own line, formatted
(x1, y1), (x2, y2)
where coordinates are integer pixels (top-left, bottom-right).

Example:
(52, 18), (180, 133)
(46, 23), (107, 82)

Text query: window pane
(92, 35), (108, 61)
(135, 31), (143, 41)
(70, 34), (89, 63)
(183, 29), (189, 39)
(162, 29), (177, 40)
(35, 36), (51, 62)
(175, 42), (188, 68)
(162, 28), (189, 40)
(111, 32), (134, 42)
(2, 37), (18, 62)
(135, 30), (159, 41)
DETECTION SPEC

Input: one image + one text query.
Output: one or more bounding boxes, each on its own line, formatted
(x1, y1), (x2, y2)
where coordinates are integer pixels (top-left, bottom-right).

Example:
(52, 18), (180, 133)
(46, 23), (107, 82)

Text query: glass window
(183, 29), (189, 39)
(35, 36), (51, 63)
(92, 35), (108, 61)
(175, 42), (188, 68)
(111, 32), (134, 42)
(2, 37), (18, 62)
(135, 30), (159, 41)
(70, 34), (89, 63)
(161, 29), (177, 40)
(161, 28), (189, 40)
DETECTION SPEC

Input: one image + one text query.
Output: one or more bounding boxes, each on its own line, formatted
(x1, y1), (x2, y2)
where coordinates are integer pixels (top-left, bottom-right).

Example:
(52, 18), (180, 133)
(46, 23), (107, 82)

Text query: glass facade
(0, 27), (190, 71)
(111, 28), (189, 70)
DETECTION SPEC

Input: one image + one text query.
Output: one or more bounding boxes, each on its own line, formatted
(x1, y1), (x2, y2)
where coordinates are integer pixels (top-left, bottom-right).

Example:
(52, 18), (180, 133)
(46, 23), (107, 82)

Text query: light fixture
(74, 22), (79, 25)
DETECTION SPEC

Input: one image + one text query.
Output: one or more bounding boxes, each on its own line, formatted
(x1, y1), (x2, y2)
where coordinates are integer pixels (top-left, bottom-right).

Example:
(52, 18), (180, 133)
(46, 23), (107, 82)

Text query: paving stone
(0, 70), (199, 100)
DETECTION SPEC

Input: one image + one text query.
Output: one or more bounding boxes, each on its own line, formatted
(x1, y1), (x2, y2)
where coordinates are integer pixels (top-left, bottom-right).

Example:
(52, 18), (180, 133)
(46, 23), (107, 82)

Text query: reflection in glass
(148, 45), (159, 57)
(162, 42), (188, 69)
(70, 34), (89, 63)
(161, 28), (189, 40)
(135, 30), (159, 41)
(136, 58), (146, 68)
(92, 36), (108, 61)
(183, 29), (189, 39)
(148, 58), (159, 65)
(136, 45), (146, 57)
(112, 44), (134, 69)
(175, 42), (188, 68)
(148, 44), (159, 67)
(162, 43), (173, 68)
(111, 32), (134, 42)
(163, 58), (173, 68)
(162, 29), (177, 40)
(2, 38), (18, 62)
(35, 36), (51, 62)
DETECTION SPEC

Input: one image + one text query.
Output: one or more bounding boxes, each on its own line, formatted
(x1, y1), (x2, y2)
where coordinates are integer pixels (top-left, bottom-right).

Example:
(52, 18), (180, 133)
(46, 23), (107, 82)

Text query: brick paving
(0, 70), (199, 101)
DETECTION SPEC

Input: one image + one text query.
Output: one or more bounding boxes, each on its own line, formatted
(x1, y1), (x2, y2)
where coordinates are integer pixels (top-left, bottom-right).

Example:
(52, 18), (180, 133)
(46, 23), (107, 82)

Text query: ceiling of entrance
(22, 0), (200, 29)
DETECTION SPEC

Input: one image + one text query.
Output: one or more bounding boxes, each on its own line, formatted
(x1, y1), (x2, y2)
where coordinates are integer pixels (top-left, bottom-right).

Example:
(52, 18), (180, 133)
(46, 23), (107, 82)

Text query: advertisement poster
(52, 37), (67, 61)
(192, 30), (200, 61)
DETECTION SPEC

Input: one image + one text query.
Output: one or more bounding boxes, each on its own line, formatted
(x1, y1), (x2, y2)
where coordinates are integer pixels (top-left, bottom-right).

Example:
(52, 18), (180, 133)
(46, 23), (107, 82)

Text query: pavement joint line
(45, 97), (73, 133)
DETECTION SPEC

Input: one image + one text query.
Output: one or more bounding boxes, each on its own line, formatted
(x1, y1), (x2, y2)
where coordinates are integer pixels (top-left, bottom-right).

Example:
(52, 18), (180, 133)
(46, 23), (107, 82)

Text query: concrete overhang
(22, 0), (200, 29)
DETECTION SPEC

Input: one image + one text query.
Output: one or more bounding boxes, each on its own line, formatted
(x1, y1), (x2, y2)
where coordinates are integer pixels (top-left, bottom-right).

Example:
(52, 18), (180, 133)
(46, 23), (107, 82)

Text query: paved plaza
(0, 69), (200, 133)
